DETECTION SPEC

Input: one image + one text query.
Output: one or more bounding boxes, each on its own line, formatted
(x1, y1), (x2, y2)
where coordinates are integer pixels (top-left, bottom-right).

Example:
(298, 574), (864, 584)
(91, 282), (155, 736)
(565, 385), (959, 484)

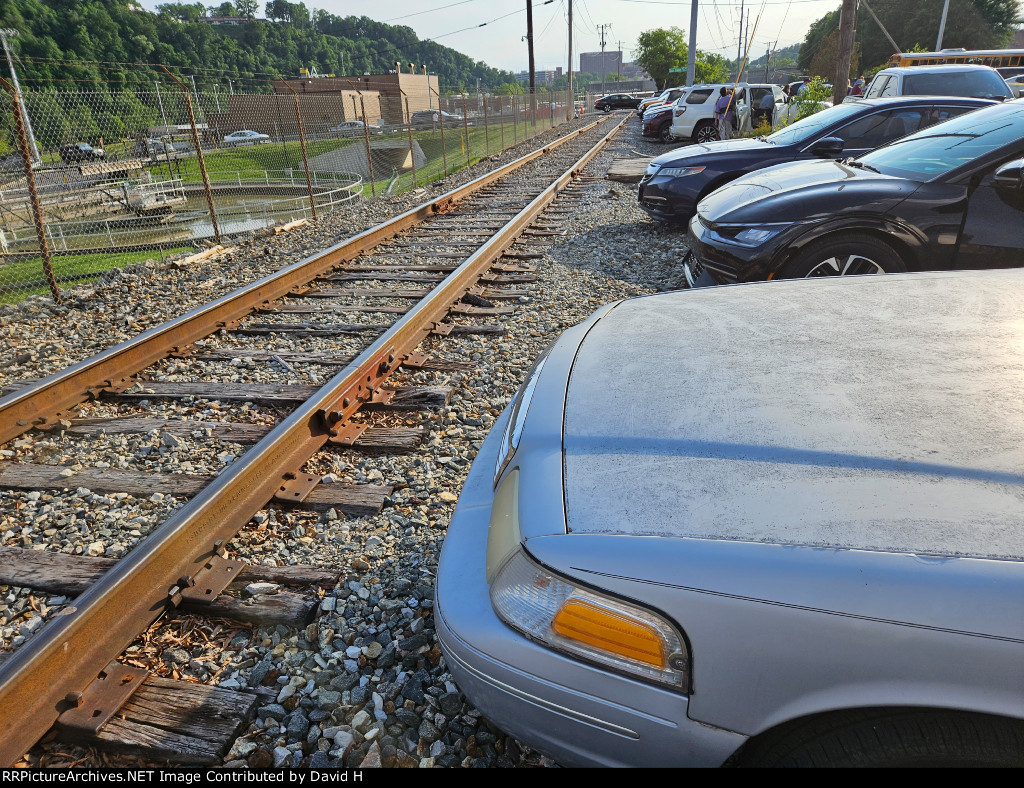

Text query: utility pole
(617, 39), (623, 81)
(0, 28), (40, 166)
(936, 0), (951, 50)
(736, 0), (744, 79)
(597, 23), (611, 90)
(568, 0), (574, 119)
(833, 0), (857, 106)
(686, 0), (698, 86)
(526, 1), (537, 113)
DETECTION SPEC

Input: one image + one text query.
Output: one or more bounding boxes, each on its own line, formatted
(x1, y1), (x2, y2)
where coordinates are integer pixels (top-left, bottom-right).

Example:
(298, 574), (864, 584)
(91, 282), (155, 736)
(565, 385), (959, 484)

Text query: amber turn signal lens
(551, 599), (666, 668)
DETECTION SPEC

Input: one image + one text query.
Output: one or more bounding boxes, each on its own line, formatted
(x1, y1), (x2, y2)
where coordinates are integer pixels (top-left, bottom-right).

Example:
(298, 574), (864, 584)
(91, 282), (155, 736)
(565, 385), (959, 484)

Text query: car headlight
(658, 166), (705, 178)
(645, 162), (661, 176)
(710, 223), (788, 247)
(490, 548), (690, 691)
(494, 348), (551, 486)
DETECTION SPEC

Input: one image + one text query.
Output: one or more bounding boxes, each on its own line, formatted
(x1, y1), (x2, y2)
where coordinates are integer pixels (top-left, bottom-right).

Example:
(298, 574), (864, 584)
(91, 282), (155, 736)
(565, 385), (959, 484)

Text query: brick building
(271, 71), (441, 125)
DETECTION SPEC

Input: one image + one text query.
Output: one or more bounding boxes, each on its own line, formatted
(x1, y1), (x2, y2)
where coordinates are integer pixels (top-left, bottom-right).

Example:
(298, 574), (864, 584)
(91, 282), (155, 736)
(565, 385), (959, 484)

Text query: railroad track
(0, 114), (628, 767)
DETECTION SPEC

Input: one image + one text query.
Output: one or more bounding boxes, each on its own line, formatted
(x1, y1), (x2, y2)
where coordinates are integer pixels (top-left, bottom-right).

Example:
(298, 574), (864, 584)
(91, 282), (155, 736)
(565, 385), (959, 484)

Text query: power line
(383, 0), (481, 24)
(428, 1), (554, 42)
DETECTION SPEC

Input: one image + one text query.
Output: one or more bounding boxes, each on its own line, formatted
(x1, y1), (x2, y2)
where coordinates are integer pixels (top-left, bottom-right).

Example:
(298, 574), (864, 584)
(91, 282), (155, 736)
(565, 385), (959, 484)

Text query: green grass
(0, 247), (189, 305)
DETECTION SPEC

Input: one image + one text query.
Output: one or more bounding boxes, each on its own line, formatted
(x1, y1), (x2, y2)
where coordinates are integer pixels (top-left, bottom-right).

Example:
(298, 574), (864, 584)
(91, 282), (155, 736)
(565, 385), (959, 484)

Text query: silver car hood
(562, 270), (1024, 560)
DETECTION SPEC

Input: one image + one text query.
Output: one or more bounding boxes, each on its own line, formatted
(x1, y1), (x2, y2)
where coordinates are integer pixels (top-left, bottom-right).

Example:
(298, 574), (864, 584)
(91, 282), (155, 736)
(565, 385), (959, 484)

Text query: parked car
(636, 87), (686, 117)
(436, 267), (1024, 767)
(683, 99), (1024, 287)
(330, 120), (383, 137)
(669, 83), (787, 144)
(638, 96), (992, 224)
(844, 64), (1014, 103)
(223, 130), (270, 146)
(59, 142), (105, 163)
(411, 110), (464, 129)
(1005, 74), (1024, 98)
(593, 93), (640, 112)
(640, 103), (677, 143)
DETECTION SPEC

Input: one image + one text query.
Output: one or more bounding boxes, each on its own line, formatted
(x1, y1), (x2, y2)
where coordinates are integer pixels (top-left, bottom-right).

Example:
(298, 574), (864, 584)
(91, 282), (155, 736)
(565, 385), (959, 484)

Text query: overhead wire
(383, 0), (481, 24)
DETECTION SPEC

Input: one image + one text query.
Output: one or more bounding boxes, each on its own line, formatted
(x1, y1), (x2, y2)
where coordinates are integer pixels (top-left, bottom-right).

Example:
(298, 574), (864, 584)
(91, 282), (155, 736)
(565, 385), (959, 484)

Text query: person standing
(850, 75), (865, 97)
(756, 89), (776, 127)
(714, 87), (735, 140)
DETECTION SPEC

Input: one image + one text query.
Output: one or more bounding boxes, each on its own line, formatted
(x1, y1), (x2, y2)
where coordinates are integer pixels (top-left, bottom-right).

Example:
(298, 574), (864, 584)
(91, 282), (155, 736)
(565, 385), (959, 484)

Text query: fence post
(499, 97), (505, 151)
(404, 96), (417, 187)
(513, 94), (518, 145)
(284, 85), (317, 220)
(0, 77), (60, 303)
(161, 67), (220, 243)
(482, 96), (489, 155)
(435, 90), (448, 178)
(461, 94), (470, 168)
(360, 96), (375, 198)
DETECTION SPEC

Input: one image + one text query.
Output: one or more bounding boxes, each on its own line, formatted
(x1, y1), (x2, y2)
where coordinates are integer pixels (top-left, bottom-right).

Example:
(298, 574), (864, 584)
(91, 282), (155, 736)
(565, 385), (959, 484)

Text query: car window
(861, 102), (1024, 179)
(686, 89), (713, 104)
(865, 75), (889, 99)
(667, 90), (684, 101)
(903, 70), (1012, 100)
(832, 109), (927, 148)
(766, 101), (868, 145)
(880, 76), (899, 97)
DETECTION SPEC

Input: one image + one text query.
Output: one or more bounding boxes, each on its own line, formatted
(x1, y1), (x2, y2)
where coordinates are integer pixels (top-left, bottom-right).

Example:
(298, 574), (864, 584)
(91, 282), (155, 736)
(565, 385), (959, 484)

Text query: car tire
(693, 121), (718, 144)
(738, 709), (1024, 767)
(779, 234), (907, 279)
(659, 122), (675, 143)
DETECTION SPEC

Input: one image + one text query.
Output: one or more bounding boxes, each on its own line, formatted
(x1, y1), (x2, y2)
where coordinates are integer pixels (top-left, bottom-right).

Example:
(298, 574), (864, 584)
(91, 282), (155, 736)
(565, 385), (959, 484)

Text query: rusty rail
(0, 115), (626, 765)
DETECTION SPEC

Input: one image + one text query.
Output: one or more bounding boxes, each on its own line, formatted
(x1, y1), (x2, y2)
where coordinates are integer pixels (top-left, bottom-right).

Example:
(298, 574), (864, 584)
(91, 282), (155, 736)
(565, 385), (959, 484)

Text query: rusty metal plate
(326, 421), (368, 447)
(400, 353), (430, 369)
(431, 323), (455, 336)
(369, 389), (394, 405)
(273, 473), (320, 504)
(56, 661), (147, 738)
(179, 553), (247, 604)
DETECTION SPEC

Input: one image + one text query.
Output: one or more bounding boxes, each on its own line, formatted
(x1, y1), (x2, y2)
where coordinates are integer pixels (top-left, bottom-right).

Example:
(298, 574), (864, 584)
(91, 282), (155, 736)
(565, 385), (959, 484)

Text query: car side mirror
(809, 137), (845, 156)
(993, 159), (1024, 191)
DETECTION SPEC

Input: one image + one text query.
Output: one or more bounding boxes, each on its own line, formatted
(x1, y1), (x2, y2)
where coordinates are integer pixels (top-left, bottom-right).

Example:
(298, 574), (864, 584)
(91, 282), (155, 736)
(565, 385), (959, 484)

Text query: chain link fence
(0, 66), (577, 305)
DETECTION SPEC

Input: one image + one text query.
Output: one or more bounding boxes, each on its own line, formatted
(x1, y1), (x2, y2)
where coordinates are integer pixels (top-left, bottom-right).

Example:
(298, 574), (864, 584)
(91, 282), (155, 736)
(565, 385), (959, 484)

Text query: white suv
(845, 64), (1014, 103)
(668, 83), (787, 143)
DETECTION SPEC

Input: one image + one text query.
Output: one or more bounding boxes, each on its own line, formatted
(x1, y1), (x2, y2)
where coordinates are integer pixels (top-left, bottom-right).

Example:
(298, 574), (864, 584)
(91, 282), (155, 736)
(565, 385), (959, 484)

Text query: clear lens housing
(494, 350), (551, 485)
(490, 549), (689, 690)
(659, 166), (706, 178)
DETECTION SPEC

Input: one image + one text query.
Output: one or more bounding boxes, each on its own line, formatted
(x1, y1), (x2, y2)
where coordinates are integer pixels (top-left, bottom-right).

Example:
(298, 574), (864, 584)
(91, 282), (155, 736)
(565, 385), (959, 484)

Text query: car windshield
(859, 102), (1024, 179)
(765, 102), (867, 145)
(903, 70), (1011, 100)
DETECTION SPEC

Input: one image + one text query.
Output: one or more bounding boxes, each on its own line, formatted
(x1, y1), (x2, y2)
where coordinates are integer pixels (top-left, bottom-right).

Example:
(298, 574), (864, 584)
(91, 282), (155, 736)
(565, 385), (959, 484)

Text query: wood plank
(85, 676), (260, 764)
(0, 546), (336, 597)
(0, 464), (390, 517)
(262, 303), (410, 315)
(363, 385), (450, 411)
(196, 350), (473, 372)
(199, 590), (316, 627)
(336, 264), (458, 273)
(298, 287), (429, 299)
(325, 272), (446, 283)
(67, 417), (425, 452)
(236, 322), (383, 336)
(448, 304), (515, 316)
(118, 381), (316, 402)
(606, 157), (651, 184)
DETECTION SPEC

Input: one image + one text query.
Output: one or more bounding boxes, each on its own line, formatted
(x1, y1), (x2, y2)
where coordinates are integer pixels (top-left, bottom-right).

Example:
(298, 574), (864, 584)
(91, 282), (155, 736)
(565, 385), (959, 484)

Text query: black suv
(594, 94), (639, 112)
(60, 142), (105, 163)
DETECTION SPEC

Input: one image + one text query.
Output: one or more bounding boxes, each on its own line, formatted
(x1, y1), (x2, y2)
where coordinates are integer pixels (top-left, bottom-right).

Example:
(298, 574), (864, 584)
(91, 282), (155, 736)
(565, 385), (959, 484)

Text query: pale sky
(141, 0), (852, 73)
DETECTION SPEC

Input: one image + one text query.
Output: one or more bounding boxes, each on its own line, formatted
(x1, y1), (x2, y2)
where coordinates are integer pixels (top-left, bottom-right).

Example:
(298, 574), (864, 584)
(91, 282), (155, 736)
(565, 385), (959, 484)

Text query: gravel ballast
(4, 115), (694, 768)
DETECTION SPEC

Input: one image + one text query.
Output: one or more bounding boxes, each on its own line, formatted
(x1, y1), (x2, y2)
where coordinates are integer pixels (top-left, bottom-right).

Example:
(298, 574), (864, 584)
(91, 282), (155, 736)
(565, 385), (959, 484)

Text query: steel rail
(0, 119), (606, 449)
(0, 115), (627, 765)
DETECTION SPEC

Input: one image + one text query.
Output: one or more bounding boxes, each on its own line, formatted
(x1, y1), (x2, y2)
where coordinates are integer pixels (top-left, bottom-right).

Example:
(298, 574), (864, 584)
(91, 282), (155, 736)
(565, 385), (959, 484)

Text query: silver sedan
(436, 269), (1024, 767)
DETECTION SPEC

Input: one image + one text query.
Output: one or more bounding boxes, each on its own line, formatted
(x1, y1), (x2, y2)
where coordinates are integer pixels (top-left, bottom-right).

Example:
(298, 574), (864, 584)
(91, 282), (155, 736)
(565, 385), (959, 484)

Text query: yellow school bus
(888, 49), (1024, 73)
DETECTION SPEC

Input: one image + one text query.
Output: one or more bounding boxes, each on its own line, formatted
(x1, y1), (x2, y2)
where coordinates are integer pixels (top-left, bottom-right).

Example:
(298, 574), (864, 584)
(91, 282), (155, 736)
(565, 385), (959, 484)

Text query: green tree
(236, 0), (257, 17)
(633, 27), (688, 89)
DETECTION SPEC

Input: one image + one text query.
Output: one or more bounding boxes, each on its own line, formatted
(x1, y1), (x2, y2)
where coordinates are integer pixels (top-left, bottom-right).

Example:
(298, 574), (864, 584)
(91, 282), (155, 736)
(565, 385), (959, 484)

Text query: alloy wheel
(804, 254), (886, 277)
(695, 124), (718, 143)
